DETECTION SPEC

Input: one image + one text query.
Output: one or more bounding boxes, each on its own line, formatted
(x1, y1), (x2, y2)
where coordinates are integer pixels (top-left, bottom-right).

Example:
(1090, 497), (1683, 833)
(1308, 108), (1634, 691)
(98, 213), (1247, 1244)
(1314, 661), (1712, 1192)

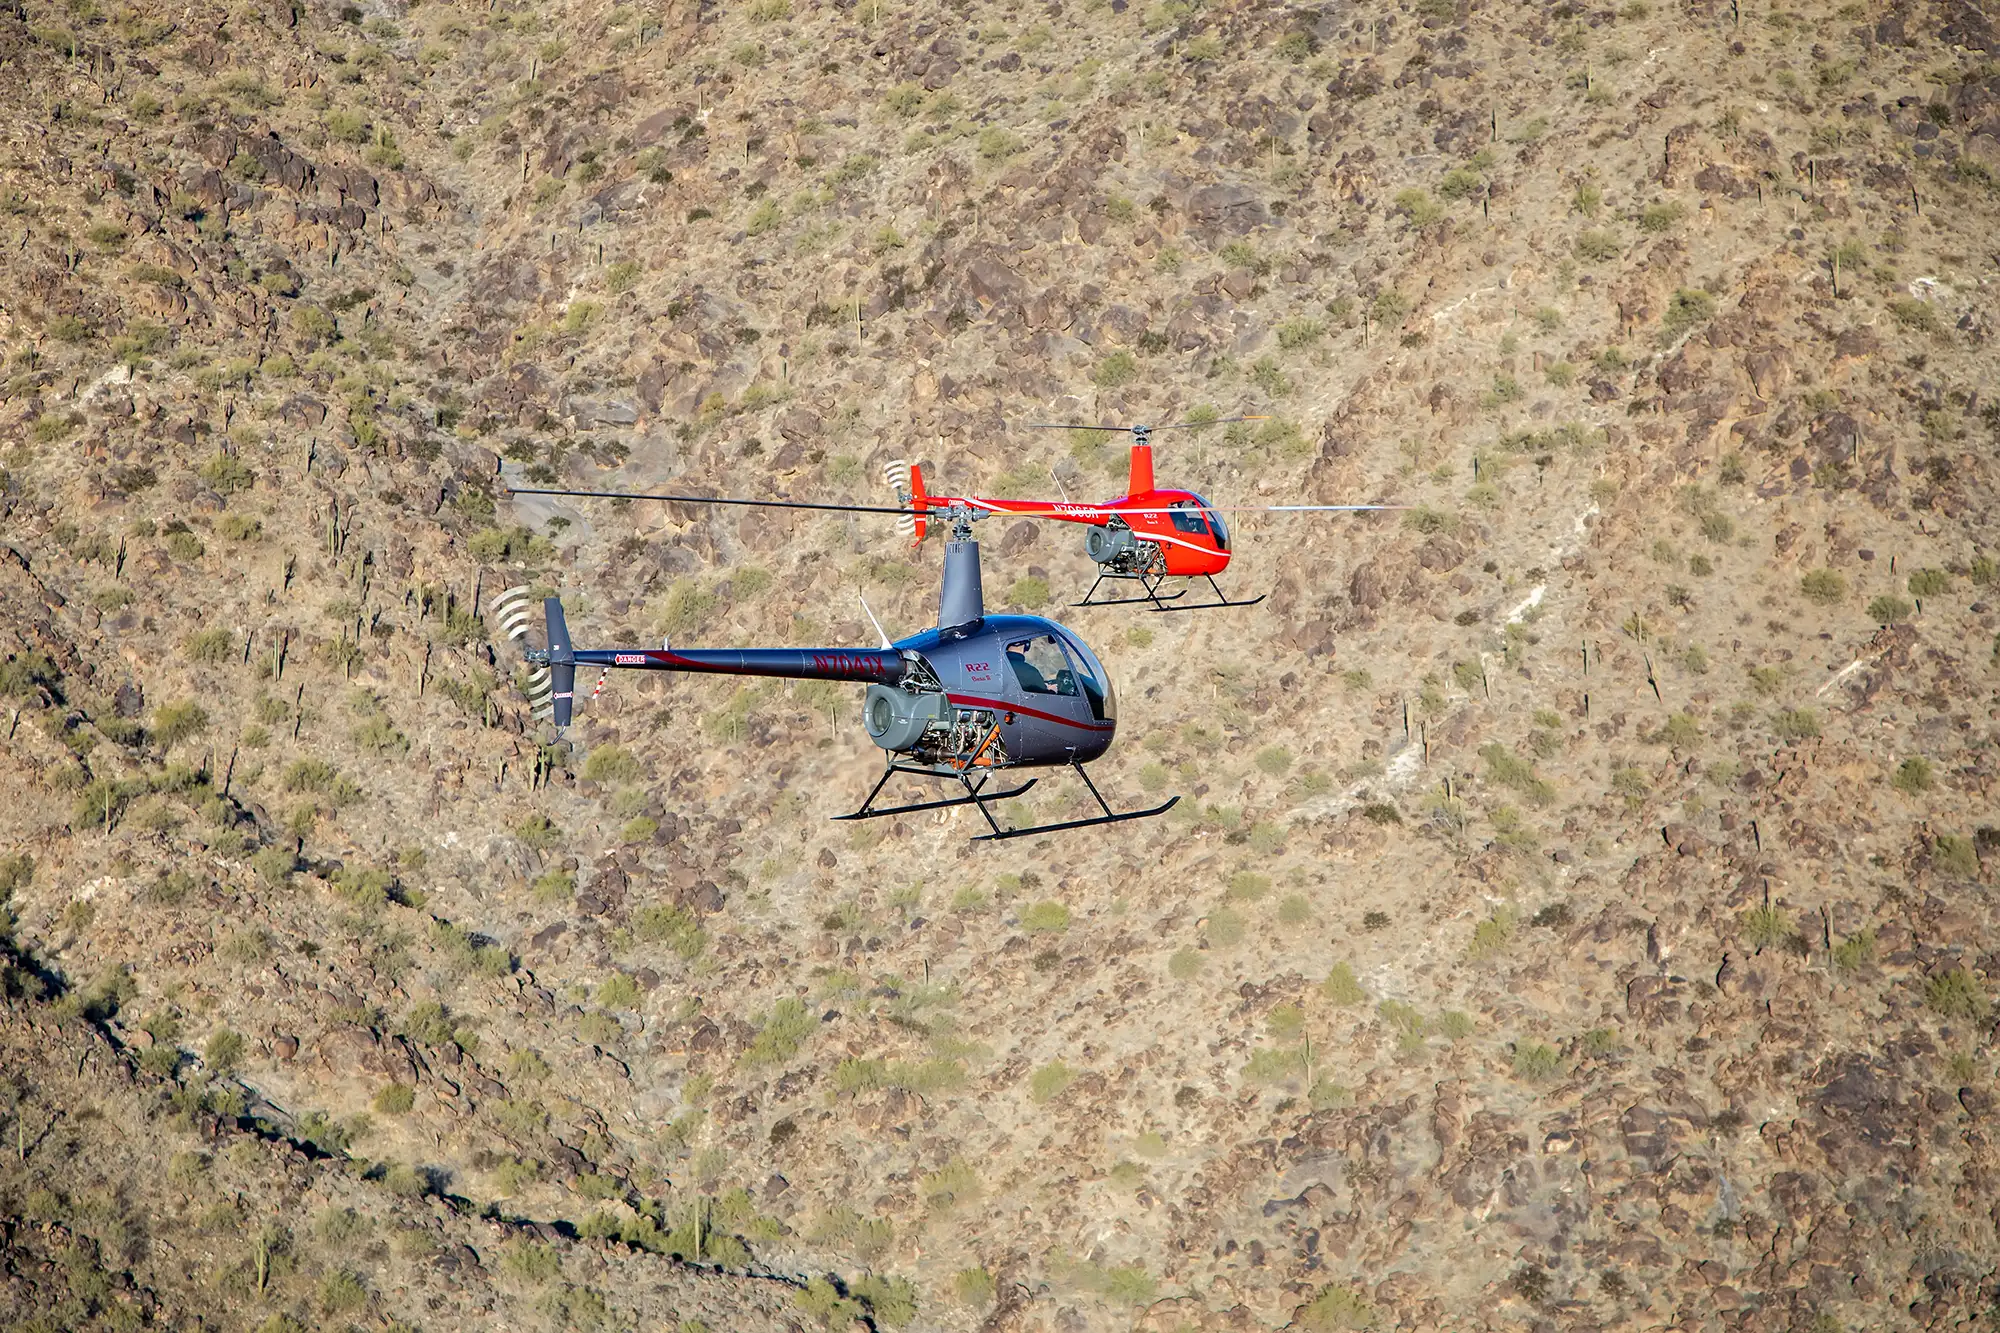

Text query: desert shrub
(1739, 903), (1792, 950)
(1094, 350), (1138, 388)
(849, 1275), (917, 1327)
(1574, 229), (1620, 261)
(1907, 567), (1950, 598)
(1298, 1282), (1375, 1330)
(1891, 757), (1933, 794)
(741, 997), (816, 1066)
(1020, 900), (1070, 933)
(1029, 1061), (1076, 1102)
(515, 813), (561, 848)
(1511, 1040), (1563, 1082)
(634, 904), (705, 959)
(1868, 595), (1913, 624)
(1479, 743), (1554, 804)
(1831, 930), (1875, 972)
(977, 126), (1023, 160)
(1799, 569), (1847, 604)
(374, 1083), (416, 1114)
(285, 759), (360, 805)
(1322, 963), (1366, 1005)
(1888, 297), (1941, 334)
(1638, 200), (1687, 232)
(1394, 188), (1443, 227)
(953, 1267), (997, 1307)
(1934, 832), (1979, 877)
(1771, 708), (1820, 741)
(501, 1240), (562, 1283)
(1662, 288), (1716, 334)
(1467, 909), (1517, 959)
(154, 699), (209, 748)
(1925, 966), (1989, 1021)
(185, 628), (233, 663)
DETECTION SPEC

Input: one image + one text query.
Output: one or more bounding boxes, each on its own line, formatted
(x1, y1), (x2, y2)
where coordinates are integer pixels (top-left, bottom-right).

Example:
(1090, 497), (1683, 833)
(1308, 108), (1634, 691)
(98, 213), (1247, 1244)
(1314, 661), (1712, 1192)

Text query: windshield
(1190, 493), (1228, 551)
(1056, 631), (1116, 721)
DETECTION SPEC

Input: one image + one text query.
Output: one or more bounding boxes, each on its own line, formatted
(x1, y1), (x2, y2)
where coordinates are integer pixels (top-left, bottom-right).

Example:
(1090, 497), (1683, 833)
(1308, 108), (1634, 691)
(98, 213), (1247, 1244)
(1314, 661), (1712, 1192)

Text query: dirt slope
(2, 0), (1999, 1328)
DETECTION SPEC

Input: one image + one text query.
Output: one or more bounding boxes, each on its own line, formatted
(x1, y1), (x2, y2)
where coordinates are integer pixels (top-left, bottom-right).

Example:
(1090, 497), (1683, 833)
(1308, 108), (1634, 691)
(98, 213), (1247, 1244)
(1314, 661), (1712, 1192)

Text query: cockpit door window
(1004, 635), (1077, 696)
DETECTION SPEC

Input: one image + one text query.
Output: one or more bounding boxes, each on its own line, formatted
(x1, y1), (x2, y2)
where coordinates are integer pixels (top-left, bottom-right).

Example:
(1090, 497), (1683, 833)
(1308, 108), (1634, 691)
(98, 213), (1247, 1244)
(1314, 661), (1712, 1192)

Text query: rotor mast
(937, 504), (984, 629)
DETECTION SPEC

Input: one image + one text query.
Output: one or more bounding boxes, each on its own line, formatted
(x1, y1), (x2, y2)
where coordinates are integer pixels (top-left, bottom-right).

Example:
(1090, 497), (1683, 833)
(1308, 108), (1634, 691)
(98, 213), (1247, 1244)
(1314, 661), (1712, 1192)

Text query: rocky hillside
(2, 0), (1998, 1327)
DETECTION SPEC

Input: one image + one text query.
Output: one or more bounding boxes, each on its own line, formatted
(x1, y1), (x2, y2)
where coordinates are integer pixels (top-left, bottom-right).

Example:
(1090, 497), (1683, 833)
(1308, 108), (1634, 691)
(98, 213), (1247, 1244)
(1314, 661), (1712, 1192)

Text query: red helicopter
(512, 419), (1404, 611)
(883, 421), (1405, 610)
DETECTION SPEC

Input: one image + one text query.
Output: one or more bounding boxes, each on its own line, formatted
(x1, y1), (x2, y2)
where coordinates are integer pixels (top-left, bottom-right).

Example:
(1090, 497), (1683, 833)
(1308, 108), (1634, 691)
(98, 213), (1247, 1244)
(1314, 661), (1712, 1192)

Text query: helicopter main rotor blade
(1021, 417), (1270, 432)
(509, 487), (912, 516)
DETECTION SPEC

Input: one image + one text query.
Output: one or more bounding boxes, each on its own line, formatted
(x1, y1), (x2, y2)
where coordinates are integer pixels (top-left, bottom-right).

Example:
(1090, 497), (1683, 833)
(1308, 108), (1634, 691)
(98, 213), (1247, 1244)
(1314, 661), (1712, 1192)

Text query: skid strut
(1074, 571), (1265, 613)
(832, 764), (1036, 821)
(831, 761), (1177, 840)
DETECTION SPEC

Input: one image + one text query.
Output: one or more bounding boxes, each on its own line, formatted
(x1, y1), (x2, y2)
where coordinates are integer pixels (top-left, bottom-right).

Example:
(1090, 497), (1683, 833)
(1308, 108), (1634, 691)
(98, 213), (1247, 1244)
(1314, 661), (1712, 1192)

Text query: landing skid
(971, 762), (1178, 842)
(832, 761), (1177, 840)
(833, 764), (1036, 821)
(1074, 572), (1265, 613)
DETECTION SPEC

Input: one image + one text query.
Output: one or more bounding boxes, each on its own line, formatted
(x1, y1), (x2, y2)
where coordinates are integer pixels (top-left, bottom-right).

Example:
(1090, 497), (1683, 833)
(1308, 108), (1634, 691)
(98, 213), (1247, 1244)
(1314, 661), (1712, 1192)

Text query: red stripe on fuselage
(946, 693), (1115, 732)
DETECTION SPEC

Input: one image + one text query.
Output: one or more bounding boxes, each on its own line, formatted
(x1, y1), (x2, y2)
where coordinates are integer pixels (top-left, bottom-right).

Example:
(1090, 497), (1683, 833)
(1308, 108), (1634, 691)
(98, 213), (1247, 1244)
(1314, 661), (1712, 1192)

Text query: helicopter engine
(1084, 523), (1155, 576)
(862, 684), (954, 753)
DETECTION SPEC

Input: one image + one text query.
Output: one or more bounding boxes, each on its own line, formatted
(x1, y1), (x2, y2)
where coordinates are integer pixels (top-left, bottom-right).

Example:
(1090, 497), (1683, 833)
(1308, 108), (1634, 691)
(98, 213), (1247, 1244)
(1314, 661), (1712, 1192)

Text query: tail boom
(572, 646), (907, 685)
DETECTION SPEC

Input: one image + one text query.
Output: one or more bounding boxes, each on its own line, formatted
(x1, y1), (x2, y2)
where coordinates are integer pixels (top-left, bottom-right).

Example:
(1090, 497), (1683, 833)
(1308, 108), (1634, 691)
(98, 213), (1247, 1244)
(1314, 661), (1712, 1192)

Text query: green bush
(634, 904), (705, 959)
(597, 973), (641, 1009)
(1020, 900), (1070, 933)
(953, 1268), (997, 1307)
(1907, 568), (1950, 598)
(1662, 287), (1717, 334)
(1574, 229), (1620, 261)
(1739, 903), (1792, 949)
(154, 699), (209, 748)
(184, 628), (233, 664)
(373, 1083), (416, 1113)
(1891, 757), (1933, 794)
(1322, 964), (1365, 1005)
(1924, 966), (1989, 1020)
(1029, 1061), (1076, 1102)
(1093, 350), (1138, 388)
(1297, 1282), (1375, 1330)
(1867, 594), (1913, 624)
(976, 126), (1023, 160)
(1935, 833), (1979, 877)
(1638, 200), (1687, 232)
(1771, 708), (1820, 741)
(1394, 188), (1443, 227)
(1511, 1040), (1563, 1082)
(1006, 575), (1051, 609)
(741, 997), (816, 1066)
(1799, 569), (1846, 604)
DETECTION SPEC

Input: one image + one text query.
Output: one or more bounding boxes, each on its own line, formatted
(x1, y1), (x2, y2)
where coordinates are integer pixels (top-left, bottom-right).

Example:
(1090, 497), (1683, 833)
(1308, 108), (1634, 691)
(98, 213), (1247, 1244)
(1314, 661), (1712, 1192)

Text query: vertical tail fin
(543, 597), (576, 729)
(884, 458), (930, 546)
(908, 461), (929, 546)
(1127, 439), (1154, 497)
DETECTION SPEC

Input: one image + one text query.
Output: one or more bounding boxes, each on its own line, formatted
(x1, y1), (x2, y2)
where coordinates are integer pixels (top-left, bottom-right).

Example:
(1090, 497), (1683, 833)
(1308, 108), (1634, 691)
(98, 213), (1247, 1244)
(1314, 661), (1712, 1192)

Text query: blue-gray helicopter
(491, 494), (1176, 841)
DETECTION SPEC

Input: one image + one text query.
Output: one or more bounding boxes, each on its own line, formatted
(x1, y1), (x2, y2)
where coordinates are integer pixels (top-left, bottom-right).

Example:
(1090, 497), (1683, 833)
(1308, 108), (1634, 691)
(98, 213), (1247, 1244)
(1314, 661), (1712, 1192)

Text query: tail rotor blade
(883, 458), (918, 540)
(491, 585), (538, 644)
(882, 457), (912, 500)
